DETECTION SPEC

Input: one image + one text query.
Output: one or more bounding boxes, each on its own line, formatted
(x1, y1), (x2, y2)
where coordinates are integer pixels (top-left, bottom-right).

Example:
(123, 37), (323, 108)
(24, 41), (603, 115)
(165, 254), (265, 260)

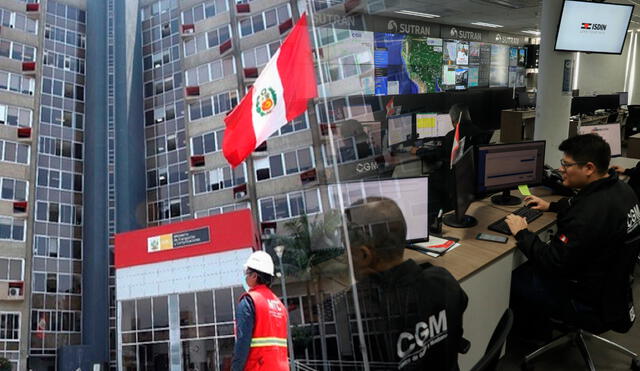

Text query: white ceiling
(367, 0), (640, 36)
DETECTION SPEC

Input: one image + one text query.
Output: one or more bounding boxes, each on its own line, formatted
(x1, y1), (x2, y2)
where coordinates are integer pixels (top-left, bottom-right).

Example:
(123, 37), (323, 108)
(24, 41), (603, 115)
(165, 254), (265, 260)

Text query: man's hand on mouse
(524, 195), (549, 211)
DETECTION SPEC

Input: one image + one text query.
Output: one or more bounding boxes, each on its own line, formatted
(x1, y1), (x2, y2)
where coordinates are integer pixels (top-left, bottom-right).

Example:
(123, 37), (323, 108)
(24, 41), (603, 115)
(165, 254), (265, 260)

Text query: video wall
(373, 33), (527, 95)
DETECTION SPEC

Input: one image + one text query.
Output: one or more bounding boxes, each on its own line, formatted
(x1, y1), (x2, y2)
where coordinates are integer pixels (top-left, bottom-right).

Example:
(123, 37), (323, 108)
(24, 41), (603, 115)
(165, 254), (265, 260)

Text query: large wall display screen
(374, 33), (443, 95)
(555, 0), (633, 54)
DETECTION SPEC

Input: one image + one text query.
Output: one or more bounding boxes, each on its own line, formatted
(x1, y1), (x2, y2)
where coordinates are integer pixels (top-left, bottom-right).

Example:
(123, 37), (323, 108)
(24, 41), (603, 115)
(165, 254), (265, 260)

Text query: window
(181, 0), (228, 25)
(192, 164), (247, 195)
(255, 147), (314, 181)
(0, 217), (24, 241)
(34, 236), (82, 260)
(0, 258), (23, 281)
(0, 140), (29, 165)
(38, 136), (82, 160)
(190, 129), (224, 155)
(0, 178), (27, 201)
(258, 189), (322, 222)
(270, 112), (308, 137)
(0, 8), (38, 34)
(37, 168), (81, 192)
(183, 25), (231, 57)
(194, 202), (250, 218)
(0, 71), (33, 96)
(237, 5), (291, 37)
(185, 56), (236, 86)
(0, 105), (31, 127)
(188, 90), (238, 121)
(35, 202), (82, 226)
(0, 313), (19, 340)
(241, 41), (280, 68)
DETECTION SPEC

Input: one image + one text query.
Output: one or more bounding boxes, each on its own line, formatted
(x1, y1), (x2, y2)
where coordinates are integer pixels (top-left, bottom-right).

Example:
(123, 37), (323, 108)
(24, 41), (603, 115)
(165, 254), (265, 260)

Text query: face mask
(242, 273), (250, 292)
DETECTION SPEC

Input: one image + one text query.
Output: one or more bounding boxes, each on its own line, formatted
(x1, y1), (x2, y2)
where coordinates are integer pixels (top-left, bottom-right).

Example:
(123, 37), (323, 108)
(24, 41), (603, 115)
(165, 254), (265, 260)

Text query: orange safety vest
(241, 284), (289, 370)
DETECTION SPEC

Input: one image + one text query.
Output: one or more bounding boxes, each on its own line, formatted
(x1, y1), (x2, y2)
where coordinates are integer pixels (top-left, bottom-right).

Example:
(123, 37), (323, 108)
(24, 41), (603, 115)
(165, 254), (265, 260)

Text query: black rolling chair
(522, 235), (640, 371)
(626, 105), (640, 139)
(469, 308), (514, 371)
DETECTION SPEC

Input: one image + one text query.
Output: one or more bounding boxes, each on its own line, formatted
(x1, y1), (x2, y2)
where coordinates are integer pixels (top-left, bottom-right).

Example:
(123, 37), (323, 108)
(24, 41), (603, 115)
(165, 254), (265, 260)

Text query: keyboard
(488, 206), (543, 235)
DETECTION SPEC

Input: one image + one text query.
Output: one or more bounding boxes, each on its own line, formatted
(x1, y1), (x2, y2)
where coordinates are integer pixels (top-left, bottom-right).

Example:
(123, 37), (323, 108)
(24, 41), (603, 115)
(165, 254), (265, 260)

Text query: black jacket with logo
(622, 161), (640, 200)
(350, 259), (468, 371)
(515, 174), (640, 324)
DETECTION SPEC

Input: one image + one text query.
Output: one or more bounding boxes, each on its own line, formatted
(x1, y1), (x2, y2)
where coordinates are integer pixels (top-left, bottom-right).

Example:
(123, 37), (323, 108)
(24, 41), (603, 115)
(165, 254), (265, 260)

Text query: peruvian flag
(223, 13), (317, 167)
(449, 112), (464, 169)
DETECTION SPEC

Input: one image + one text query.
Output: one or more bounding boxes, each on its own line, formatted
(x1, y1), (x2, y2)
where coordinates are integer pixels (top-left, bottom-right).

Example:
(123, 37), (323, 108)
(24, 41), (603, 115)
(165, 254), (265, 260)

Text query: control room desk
(405, 188), (561, 370)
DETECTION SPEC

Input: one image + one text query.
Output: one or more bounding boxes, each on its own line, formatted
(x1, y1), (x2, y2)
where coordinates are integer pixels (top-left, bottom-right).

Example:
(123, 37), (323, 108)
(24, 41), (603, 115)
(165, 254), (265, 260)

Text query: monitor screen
(555, 0), (633, 54)
(596, 94), (620, 111)
(416, 113), (452, 139)
(578, 123), (622, 157)
(452, 147), (476, 221)
(476, 141), (546, 193)
(328, 177), (429, 243)
(387, 114), (413, 146)
(571, 96), (598, 116)
(619, 92), (629, 106)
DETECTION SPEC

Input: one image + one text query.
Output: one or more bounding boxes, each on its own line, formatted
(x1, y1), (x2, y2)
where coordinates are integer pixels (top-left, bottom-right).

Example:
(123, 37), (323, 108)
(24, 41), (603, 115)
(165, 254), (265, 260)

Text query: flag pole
(304, 4), (372, 371)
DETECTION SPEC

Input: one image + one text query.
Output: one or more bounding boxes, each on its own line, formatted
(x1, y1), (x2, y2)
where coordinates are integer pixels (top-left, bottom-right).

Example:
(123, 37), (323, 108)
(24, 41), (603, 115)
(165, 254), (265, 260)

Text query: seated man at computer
(504, 134), (640, 339)
(612, 161), (640, 200)
(344, 196), (469, 370)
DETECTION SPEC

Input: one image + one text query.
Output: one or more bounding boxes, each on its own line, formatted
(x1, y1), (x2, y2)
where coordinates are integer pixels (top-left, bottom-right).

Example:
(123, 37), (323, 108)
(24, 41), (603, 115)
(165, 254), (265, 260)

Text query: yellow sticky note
(417, 117), (436, 129)
(518, 185), (531, 196)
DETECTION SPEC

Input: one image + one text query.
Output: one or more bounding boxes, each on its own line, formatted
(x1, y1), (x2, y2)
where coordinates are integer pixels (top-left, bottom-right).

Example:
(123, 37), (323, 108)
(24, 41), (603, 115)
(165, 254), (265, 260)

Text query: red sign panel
(115, 209), (259, 269)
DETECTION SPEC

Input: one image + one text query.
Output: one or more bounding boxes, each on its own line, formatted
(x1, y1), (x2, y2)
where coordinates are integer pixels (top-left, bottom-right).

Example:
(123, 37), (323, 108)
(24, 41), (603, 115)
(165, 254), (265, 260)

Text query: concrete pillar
(534, 0), (575, 166)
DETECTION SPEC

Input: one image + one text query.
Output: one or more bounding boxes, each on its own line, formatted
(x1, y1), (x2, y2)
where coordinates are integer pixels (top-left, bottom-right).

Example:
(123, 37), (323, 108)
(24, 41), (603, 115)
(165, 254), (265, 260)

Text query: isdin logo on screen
(580, 22), (607, 31)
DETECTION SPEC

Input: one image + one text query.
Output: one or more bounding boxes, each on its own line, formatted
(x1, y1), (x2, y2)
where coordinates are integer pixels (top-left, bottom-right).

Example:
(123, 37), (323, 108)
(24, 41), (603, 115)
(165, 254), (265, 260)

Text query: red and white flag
(449, 112), (464, 168)
(223, 13), (317, 167)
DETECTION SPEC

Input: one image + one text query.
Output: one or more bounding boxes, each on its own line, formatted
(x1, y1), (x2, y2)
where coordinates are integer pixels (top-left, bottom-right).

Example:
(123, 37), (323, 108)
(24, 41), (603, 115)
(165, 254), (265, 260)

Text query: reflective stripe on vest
(250, 337), (288, 348)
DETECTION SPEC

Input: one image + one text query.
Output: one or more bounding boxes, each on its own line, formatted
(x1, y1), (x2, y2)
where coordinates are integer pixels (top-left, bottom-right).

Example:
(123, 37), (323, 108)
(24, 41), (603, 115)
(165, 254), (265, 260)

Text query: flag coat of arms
(223, 13), (317, 167)
(450, 113), (464, 168)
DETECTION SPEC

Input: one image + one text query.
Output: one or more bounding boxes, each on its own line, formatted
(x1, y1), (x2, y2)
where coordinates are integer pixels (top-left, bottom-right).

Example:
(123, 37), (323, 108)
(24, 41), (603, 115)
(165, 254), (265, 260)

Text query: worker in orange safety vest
(231, 251), (289, 371)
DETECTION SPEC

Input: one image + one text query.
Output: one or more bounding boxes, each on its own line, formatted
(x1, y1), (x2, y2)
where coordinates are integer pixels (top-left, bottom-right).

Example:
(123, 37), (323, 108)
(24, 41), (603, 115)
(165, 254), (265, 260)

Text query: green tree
(267, 210), (345, 369)
(0, 357), (12, 371)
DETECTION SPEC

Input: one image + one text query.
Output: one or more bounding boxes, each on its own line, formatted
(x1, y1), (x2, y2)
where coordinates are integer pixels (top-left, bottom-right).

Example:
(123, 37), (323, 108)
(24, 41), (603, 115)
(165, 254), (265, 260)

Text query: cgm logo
(388, 20), (398, 32)
(450, 27), (458, 38)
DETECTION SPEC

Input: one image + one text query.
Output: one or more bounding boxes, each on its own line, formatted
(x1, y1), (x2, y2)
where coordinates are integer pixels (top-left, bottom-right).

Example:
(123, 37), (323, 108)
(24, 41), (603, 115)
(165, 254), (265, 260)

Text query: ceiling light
(471, 22), (504, 28)
(522, 30), (541, 35)
(394, 10), (440, 18)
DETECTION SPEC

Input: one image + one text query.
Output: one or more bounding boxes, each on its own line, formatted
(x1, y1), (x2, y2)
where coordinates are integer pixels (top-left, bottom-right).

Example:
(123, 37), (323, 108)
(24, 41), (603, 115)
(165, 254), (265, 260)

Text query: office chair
(522, 235), (640, 371)
(469, 308), (514, 371)
(626, 105), (640, 139)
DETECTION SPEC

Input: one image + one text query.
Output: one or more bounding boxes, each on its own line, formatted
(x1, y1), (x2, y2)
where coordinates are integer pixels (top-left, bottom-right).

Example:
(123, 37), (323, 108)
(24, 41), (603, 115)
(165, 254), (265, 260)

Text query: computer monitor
(517, 91), (536, 109)
(476, 141), (546, 206)
(571, 96), (598, 116)
(618, 92), (629, 106)
(578, 123), (622, 157)
(415, 113), (452, 139)
(387, 113), (413, 147)
(596, 94), (620, 111)
(329, 177), (429, 243)
(443, 147), (477, 228)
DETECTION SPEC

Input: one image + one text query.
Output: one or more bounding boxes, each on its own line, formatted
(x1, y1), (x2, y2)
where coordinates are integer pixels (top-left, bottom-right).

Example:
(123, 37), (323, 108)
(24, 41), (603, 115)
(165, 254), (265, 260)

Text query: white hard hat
(244, 251), (275, 276)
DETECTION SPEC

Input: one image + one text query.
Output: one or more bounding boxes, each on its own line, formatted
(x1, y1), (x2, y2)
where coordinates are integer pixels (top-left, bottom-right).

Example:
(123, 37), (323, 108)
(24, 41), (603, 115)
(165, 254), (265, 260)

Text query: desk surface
(405, 188), (561, 281)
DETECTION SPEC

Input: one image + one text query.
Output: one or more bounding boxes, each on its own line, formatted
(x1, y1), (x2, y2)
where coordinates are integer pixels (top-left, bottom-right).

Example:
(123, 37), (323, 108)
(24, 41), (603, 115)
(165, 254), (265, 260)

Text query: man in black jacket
(505, 134), (640, 337)
(344, 197), (469, 370)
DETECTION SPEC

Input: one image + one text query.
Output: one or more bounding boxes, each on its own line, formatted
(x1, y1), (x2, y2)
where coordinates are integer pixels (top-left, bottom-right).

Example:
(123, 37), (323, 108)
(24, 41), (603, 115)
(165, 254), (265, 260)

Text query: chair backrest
(601, 234), (640, 333)
(469, 308), (513, 371)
